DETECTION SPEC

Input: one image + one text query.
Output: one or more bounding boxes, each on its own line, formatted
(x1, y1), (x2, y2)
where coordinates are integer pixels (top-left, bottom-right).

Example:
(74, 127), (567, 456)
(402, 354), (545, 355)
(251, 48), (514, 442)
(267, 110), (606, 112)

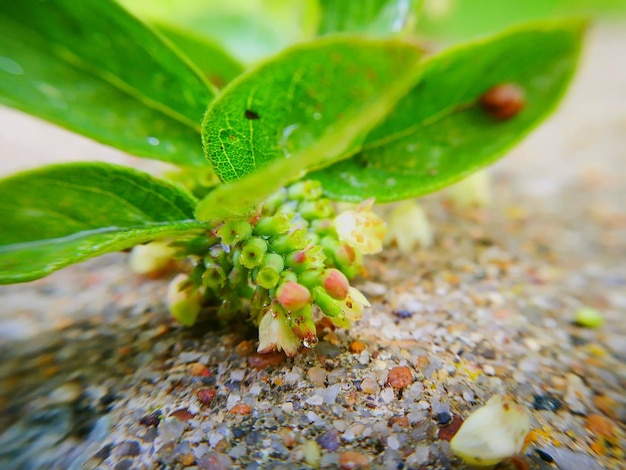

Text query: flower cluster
(148, 180), (385, 356)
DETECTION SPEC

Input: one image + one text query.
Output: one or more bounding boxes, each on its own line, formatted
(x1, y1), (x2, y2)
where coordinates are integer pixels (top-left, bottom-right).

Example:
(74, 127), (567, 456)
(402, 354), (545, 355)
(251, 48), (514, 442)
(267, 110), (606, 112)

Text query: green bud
(167, 274), (201, 326)
(310, 219), (335, 237)
(256, 253), (284, 289)
(285, 245), (325, 273)
(279, 269), (298, 285)
(262, 187), (287, 214)
(254, 212), (291, 237)
(287, 180), (323, 201)
(299, 199), (334, 221)
(238, 237), (268, 269)
(217, 220), (252, 244)
(297, 268), (324, 290)
(313, 286), (342, 318)
(270, 228), (309, 254)
(290, 305), (318, 348)
(202, 262), (226, 290)
(321, 237), (362, 279)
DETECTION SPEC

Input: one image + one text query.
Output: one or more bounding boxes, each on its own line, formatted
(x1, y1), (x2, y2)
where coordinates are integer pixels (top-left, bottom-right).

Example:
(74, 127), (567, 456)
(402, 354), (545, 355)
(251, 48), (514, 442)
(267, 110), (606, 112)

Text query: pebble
(339, 450), (371, 469)
(533, 393), (563, 412)
(386, 366), (413, 389)
(247, 352), (284, 369)
(197, 388), (217, 405)
(307, 366), (327, 387)
(114, 440), (140, 457)
(317, 429), (340, 451)
(360, 377), (379, 394)
(47, 382), (82, 404)
(381, 387), (395, 403)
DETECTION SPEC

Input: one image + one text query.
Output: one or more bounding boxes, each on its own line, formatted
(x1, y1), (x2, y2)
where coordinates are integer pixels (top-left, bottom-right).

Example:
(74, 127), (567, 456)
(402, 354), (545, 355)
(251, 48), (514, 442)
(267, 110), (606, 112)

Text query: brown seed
(480, 83), (525, 120)
(437, 414), (464, 441)
(339, 450), (371, 469)
(386, 365), (413, 389)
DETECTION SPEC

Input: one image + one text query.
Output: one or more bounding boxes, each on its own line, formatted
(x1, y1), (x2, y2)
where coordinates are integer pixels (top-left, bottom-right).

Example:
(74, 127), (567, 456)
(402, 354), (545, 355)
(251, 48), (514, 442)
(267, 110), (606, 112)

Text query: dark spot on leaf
(245, 109), (260, 120)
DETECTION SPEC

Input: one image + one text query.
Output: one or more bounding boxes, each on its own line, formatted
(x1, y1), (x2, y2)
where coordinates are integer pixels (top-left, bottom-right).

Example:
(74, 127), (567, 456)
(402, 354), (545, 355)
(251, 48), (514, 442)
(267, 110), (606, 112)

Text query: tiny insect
(480, 83), (525, 120)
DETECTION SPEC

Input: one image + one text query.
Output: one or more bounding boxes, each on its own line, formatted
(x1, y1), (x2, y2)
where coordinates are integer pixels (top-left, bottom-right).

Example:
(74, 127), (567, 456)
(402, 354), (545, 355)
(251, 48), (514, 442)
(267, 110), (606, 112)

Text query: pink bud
(322, 269), (349, 300)
(276, 281), (311, 312)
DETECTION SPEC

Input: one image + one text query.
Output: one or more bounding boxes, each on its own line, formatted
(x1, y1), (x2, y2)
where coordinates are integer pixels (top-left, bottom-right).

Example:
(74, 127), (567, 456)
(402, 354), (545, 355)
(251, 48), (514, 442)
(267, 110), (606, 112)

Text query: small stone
(230, 403), (251, 415)
(114, 460), (133, 470)
(196, 452), (232, 470)
(387, 435), (400, 450)
(532, 394), (562, 412)
(360, 377), (379, 394)
(247, 352), (285, 369)
(585, 414), (617, 440)
(435, 411), (452, 425)
(317, 429), (340, 451)
(197, 388), (217, 405)
(381, 387), (395, 403)
(114, 440), (141, 457)
(349, 341), (366, 353)
(169, 408), (195, 421)
(48, 382), (82, 404)
(339, 450), (371, 469)
(307, 366), (327, 387)
(437, 415), (463, 441)
(386, 366), (413, 389)
(189, 362), (210, 376)
(139, 410), (161, 427)
(303, 440), (321, 468)
(593, 395), (621, 419)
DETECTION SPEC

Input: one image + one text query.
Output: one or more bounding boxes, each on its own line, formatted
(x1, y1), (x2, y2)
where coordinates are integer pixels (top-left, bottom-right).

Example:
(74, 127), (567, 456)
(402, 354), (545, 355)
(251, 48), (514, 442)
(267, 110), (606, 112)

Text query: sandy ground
(0, 24), (625, 470)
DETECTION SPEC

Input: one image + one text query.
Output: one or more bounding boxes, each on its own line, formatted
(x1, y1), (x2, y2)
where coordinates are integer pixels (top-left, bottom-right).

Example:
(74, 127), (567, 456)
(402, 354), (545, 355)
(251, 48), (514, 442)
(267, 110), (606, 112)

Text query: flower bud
(256, 253), (284, 289)
(313, 286), (342, 318)
(270, 228), (309, 254)
(276, 281), (311, 312)
(254, 212), (291, 237)
(238, 237), (268, 269)
(285, 245), (325, 273)
(202, 262), (226, 290)
(217, 219), (252, 244)
(334, 198), (386, 254)
(129, 240), (176, 276)
(384, 200), (433, 252)
(321, 269), (349, 300)
(167, 274), (201, 326)
(289, 305), (318, 348)
(299, 199), (334, 220)
(287, 180), (323, 201)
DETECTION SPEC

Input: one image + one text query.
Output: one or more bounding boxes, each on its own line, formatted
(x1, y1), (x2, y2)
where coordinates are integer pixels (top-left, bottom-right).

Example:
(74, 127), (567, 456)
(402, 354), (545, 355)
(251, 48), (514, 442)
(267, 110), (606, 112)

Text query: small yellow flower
(330, 286), (371, 328)
(334, 198), (386, 254)
(257, 306), (300, 356)
(450, 395), (531, 466)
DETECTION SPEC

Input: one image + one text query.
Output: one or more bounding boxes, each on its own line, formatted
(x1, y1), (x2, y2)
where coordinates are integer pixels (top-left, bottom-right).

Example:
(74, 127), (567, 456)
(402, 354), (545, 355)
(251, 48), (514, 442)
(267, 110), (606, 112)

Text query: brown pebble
(188, 362), (209, 376)
(197, 388), (217, 405)
(278, 428), (296, 448)
(388, 416), (410, 428)
(247, 352), (285, 369)
(169, 408), (195, 421)
(480, 83), (525, 120)
(593, 395), (619, 419)
(230, 403), (251, 415)
(179, 453), (194, 466)
(339, 450), (371, 469)
(437, 414), (464, 441)
(360, 377), (379, 394)
(386, 366), (413, 389)
(349, 341), (366, 354)
(236, 340), (253, 356)
(585, 413), (617, 439)
(307, 366), (327, 387)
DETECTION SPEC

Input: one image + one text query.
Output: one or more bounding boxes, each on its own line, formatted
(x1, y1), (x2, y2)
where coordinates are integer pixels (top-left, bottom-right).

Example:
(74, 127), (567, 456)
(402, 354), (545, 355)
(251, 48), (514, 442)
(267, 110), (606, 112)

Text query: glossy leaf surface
(0, 163), (208, 283)
(202, 37), (423, 183)
(196, 37), (423, 219)
(317, 0), (419, 35)
(0, 0), (216, 166)
(312, 20), (585, 202)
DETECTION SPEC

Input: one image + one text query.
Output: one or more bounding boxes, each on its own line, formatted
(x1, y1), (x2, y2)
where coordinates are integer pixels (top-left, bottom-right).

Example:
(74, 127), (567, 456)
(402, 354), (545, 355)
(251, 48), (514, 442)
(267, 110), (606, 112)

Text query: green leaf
(317, 0), (420, 36)
(0, 0), (216, 166)
(312, 20), (585, 202)
(195, 37), (424, 219)
(119, 0), (319, 64)
(0, 163), (209, 284)
(155, 23), (244, 87)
